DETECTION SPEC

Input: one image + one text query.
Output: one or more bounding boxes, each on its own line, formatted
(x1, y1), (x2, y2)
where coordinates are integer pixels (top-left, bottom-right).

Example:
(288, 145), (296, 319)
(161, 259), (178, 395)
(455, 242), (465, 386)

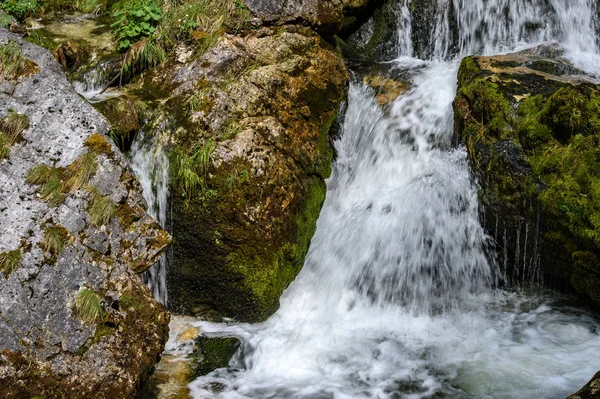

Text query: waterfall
(184, 1), (600, 398)
(130, 128), (170, 305)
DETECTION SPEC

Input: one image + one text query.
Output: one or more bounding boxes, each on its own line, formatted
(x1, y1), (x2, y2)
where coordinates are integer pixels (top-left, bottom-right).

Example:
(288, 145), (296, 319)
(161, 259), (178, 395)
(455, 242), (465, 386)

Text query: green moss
(225, 176), (326, 320)
(84, 133), (114, 155)
(0, 249), (21, 278)
(191, 336), (240, 377)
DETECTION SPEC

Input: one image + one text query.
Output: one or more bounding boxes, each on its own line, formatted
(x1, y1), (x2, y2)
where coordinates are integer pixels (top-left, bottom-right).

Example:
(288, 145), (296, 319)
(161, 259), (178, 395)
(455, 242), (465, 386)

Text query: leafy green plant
(225, 169), (248, 191)
(0, 0), (39, 20)
(111, 0), (163, 51)
(0, 249), (21, 278)
(42, 225), (70, 256)
(0, 11), (16, 28)
(89, 189), (116, 227)
(0, 40), (38, 80)
(73, 288), (104, 324)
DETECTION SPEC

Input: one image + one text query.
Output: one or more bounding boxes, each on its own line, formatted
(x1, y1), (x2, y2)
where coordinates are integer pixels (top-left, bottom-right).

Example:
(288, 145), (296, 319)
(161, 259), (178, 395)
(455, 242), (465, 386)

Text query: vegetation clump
(26, 150), (99, 207)
(0, 40), (38, 80)
(73, 288), (104, 325)
(42, 225), (70, 257)
(171, 139), (216, 201)
(0, 249), (21, 278)
(89, 189), (116, 227)
(0, 111), (29, 159)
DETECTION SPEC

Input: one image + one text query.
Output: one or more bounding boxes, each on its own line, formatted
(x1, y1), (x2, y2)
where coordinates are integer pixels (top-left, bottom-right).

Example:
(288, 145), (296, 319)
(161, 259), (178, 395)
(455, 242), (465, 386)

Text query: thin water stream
(175, 1), (600, 398)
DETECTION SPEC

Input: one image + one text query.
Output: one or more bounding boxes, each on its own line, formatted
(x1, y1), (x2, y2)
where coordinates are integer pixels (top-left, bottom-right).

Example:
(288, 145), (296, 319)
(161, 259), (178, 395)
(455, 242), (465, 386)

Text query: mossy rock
(93, 96), (140, 151)
(454, 47), (600, 305)
(191, 336), (241, 378)
(138, 26), (347, 322)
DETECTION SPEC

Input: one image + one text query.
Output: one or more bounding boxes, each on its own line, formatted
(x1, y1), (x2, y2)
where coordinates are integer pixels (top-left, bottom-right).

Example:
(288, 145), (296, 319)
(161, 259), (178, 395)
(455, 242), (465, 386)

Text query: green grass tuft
(121, 38), (165, 80)
(73, 288), (104, 324)
(26, 164), (56, 185)
(89, 190), (116, 227)
(0, 110), (29, 144)
(64, 151), (98, 194)
(0, 134), (10, 159)
(171, 139), (216, 201)
(0, 249), (21, 278)
(0, 40), (37, 80)
(43, 225), (70, 256)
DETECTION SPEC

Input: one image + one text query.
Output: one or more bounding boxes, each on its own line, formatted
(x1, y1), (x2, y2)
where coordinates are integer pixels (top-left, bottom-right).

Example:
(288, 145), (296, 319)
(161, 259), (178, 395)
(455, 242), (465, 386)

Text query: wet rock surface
(454, 45), (600, 304)
(569, 371), (600, 399)
(138, 24), (347, 322)
(0, 29), (170, 398)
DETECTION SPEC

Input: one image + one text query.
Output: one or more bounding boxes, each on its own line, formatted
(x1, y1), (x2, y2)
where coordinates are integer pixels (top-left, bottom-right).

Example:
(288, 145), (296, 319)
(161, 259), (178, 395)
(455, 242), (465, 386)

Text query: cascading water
(130, 128), (170, 305)
(183, 1), (600, 398)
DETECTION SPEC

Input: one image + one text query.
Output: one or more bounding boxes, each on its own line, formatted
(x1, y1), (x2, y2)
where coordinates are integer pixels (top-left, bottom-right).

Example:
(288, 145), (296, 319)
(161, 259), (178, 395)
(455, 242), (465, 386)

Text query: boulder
(191, 336), (241, 377)
(244, 0), (373, 35)
(0, 29), (171, 398)
(137, 25), (347, 321)
(453, 45), (600, 302)
(569, 371), (600, 399)
(93, 95), (141, 151)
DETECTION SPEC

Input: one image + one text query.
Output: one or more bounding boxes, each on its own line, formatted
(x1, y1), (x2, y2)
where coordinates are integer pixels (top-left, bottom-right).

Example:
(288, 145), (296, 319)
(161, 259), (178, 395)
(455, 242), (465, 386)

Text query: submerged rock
(191, 336), (241, 378)
(453, 45), (600, 303)
(137, 24), (347, 322)
(569, 371), (600, 399)
(0, 29), (171, 398)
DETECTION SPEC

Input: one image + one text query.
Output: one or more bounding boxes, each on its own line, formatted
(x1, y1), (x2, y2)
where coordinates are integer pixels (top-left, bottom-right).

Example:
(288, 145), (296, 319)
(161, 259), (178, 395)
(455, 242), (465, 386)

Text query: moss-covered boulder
(569, 371), (600, 399)
(191, 336), (241, 377)
(0, 29), (170, 398)
(136, 25), (347, 322)
(453, 45), (600, 303)
(93, 95), (140, 150)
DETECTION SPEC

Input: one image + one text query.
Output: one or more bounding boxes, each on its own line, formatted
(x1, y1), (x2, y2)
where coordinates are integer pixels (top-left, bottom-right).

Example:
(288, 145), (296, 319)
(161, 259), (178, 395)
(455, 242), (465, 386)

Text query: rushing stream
(179, 0), (600, 398)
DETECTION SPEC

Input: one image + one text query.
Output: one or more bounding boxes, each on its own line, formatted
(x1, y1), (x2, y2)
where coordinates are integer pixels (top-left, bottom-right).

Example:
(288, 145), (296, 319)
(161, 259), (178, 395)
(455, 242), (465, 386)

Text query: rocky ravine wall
(0, 29), (171, 398)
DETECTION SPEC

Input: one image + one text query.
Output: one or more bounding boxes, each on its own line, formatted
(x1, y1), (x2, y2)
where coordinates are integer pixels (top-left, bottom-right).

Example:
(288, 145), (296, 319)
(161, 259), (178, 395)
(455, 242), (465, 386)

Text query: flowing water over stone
(131, 129), (170, 305)
(175, 0), (600, 397)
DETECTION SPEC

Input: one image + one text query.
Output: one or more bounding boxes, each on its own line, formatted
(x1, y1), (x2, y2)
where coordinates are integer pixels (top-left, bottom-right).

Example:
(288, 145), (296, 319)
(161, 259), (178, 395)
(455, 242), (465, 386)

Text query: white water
(131, 128), (170, 305)
(183, 1), (600, 398)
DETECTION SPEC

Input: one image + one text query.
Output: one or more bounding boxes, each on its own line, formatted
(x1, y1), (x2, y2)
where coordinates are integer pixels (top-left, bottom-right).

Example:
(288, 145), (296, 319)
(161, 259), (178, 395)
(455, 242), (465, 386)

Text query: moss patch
(190, 336), (240, 378)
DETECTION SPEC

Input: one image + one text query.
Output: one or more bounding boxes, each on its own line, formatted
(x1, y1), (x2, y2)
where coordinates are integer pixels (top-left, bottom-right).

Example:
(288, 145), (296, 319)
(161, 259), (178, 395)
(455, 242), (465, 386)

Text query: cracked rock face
(0, 29), (171, 398)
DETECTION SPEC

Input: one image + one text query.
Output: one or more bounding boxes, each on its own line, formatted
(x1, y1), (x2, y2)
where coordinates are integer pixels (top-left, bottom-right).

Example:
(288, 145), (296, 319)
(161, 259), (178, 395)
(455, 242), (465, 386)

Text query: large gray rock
(0, 29), (171, 398)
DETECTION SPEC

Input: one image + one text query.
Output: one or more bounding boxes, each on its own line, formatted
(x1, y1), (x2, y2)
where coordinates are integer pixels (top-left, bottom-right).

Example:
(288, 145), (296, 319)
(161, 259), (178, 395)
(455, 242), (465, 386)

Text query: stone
(453, 45), (600, 304)
(0, 29), (171, 398)
(191, 336), (241, 378)
(137, 25), (347, 322)
(93, 95), (140, 150)
(569, 371), (600, 399)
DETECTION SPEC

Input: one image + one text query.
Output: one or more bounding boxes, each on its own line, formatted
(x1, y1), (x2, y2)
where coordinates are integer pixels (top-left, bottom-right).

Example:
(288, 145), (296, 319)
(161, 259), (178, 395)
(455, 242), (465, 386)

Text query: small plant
(111, 0), (163, 51)
(73, 288), (104, 324)
(42, 225), (70, 256)
(0, 110), (29, 144)
(64, 151), (98, 194)
(0, 12), (16, 28)
(89, 189), (116, 226)
(0, 249), (21, 277)
(0, 0), (39, 20)
(0, 40), (37, 80)
(225, 169), (249, 191)
(173, 148), (204, 200)
(120, 38), (165, 79)
(0, 134), (10, 159)
(26, 164), (65, 206)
